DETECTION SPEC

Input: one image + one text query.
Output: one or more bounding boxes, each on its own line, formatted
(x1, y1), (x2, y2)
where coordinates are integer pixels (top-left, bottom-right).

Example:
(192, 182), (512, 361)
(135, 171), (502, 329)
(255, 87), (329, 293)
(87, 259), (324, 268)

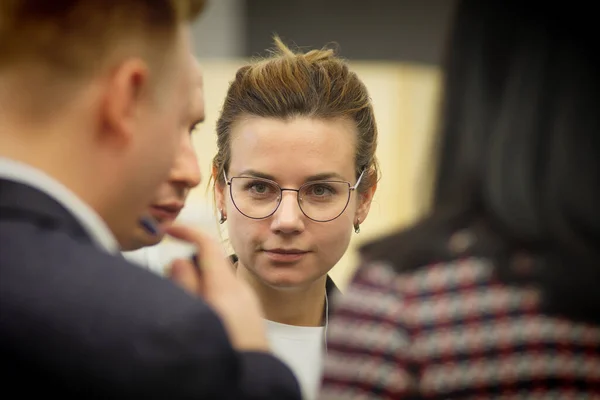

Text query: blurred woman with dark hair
(320, 1), (600, 398)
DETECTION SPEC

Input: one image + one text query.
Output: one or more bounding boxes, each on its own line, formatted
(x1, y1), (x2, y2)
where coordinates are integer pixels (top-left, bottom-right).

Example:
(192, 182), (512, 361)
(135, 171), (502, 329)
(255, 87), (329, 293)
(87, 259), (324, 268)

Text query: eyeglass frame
(222, 169), (365, 223)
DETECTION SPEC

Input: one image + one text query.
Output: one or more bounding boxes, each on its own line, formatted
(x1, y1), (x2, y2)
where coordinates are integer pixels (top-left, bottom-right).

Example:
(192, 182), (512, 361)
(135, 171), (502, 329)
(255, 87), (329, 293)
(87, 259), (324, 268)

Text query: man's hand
(165, 224), (269, 352)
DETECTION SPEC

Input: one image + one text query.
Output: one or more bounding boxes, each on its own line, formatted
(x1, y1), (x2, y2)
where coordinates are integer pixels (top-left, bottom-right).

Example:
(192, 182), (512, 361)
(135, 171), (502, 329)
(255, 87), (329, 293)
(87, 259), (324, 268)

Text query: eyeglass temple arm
(351, 169), (366, 190)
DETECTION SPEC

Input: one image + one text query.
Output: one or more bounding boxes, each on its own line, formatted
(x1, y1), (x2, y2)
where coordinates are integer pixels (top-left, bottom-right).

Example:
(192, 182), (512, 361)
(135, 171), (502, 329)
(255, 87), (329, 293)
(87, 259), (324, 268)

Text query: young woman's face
(216, 116), (374, 290)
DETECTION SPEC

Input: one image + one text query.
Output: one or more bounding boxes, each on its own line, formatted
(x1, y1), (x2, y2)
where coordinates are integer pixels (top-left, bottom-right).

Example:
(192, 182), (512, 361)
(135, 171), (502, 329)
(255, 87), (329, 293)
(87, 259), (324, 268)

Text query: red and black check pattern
(320, 258), (600, 399)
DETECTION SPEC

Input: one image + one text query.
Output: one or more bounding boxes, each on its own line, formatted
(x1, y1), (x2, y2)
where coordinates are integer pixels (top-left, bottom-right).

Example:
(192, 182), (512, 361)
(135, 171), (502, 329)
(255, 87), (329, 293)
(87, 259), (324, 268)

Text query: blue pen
(139, 216), (159, 236)
(140, 216), (200, 270)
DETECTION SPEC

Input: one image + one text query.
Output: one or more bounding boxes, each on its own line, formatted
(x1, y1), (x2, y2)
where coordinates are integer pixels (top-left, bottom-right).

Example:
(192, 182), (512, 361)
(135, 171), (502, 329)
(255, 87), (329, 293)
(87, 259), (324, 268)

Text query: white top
(0, 157), (119, 254)
(123, 240), (197, 275)
(266, 320), (325, 400)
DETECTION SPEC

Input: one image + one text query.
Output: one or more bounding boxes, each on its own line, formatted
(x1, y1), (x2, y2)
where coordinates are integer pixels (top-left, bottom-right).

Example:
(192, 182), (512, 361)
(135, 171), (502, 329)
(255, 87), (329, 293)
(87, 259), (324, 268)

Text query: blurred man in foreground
(0, 1), (301, 398)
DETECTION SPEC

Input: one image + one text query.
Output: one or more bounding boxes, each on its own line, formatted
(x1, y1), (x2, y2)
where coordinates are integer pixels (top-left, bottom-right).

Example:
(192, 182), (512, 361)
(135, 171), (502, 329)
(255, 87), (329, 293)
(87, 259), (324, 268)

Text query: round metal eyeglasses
(224, 170), (365, 222)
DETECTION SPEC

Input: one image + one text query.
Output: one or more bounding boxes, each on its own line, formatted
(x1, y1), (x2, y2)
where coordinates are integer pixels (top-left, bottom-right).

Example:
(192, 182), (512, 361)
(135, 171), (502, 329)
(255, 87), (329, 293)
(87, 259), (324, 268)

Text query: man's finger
(166, 259), (204, 295)
(165, 224), (236, 287)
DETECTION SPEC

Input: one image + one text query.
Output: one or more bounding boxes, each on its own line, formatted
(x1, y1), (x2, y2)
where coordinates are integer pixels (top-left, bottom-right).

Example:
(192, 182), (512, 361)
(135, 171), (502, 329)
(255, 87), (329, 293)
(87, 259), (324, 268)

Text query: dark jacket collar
(0, 179), (90, 241)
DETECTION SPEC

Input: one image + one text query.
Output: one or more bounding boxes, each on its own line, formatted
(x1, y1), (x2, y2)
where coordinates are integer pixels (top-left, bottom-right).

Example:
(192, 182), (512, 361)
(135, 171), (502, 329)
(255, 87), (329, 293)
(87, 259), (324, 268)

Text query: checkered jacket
(320, 257), (600, 399)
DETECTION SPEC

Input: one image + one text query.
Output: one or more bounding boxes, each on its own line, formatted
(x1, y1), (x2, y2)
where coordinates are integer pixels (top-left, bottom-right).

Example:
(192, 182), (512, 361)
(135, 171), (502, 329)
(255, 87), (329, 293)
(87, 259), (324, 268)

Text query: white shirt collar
(0, 157), (119, 254)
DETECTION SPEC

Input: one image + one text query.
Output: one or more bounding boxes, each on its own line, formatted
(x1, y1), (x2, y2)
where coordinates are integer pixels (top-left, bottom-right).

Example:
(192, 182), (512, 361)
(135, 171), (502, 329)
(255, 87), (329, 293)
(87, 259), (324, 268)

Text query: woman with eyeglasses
(210, 38), (378, 400)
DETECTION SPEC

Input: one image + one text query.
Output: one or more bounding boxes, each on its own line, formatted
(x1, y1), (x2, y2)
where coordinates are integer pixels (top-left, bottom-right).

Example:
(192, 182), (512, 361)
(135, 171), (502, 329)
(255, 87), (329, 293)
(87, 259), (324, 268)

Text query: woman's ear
(355, 182), (377, 225)
(213, 164), (226, 211)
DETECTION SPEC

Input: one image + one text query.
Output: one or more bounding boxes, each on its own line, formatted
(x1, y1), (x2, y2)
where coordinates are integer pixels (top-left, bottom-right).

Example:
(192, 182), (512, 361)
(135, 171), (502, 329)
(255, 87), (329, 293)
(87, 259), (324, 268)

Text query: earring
(219, 209), (227, 224)
(354, 220), (361, 234)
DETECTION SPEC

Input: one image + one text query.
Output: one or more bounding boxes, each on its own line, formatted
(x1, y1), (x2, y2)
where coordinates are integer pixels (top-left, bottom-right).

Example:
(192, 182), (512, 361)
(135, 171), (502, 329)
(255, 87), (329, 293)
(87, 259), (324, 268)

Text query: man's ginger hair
(0, 0), (206, 114)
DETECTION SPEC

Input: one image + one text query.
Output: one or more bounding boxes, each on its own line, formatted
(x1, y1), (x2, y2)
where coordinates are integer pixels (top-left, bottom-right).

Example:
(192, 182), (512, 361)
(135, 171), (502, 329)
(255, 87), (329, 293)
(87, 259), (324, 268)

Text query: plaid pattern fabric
(320, 258), (600, 399)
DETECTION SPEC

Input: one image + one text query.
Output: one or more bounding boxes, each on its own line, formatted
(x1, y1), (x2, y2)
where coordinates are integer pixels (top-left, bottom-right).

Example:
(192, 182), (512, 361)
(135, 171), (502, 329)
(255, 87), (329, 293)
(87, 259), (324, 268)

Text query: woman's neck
(235, 262), (327, 327)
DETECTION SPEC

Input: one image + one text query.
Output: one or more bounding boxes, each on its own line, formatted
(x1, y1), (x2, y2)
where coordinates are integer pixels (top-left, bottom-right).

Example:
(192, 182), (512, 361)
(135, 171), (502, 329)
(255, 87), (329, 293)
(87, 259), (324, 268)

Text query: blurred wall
(190, 0), (455, 65)
(191, 0), (246, 59)
(245, 0), (455, 65)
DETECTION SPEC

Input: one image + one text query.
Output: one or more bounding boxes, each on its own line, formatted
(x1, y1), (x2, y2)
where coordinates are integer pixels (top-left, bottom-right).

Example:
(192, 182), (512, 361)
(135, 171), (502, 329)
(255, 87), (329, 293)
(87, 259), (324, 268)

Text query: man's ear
(100, 58), (150, 145)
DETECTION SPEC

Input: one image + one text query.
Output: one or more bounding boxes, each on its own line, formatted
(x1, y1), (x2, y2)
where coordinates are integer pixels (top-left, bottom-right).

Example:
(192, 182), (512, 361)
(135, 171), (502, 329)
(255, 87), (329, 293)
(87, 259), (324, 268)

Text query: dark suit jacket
(0, 179), (301, 399)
